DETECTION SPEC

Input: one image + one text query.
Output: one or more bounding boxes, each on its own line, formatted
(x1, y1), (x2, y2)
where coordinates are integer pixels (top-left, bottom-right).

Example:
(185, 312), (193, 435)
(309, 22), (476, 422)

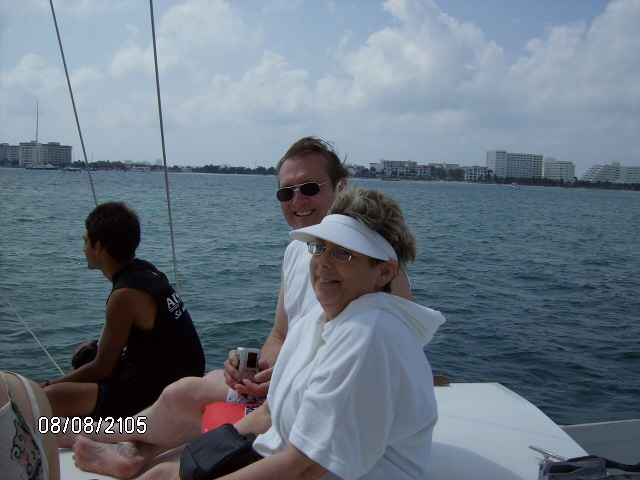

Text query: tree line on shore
(63, 160), (278, 175)
(354, 167), (640, 191)
(489, 176), (640, 191)
(5, 159), (638, 191)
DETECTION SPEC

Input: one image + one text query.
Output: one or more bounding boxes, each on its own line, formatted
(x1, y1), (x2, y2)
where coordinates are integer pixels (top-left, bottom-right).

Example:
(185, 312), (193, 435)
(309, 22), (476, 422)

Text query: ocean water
(1, 168), (638, 426)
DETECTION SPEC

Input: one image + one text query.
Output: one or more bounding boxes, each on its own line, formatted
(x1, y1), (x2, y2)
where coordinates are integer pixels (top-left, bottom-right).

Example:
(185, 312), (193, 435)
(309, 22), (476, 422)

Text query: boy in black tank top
(42, 202), (205, 419)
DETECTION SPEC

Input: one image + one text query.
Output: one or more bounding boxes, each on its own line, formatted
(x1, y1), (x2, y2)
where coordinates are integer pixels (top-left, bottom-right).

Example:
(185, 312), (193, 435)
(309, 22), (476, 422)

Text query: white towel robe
(253, 293), (445, 480)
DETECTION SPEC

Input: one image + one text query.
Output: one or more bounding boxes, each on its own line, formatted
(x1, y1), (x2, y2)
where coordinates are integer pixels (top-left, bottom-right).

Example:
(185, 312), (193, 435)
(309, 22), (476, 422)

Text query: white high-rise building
(462, 166), (490, 181)
(371, 159), (433, 178)
(543, 157), (576, 182)
(581, 162), (640, 184)
(19, 141), (43, 166)
(0, 143), (20, 163)
(18, 141), (72, 167)
(618, 165), (640, 184)
(486, 150), (543, 179)
(41, 142), (72, 166)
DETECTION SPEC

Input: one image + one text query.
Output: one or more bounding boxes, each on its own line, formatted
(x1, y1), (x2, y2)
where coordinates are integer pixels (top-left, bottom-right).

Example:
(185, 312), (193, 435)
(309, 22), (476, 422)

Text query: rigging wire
(48, 0), (98, 207)
(4, 1), (181, 377)
(3, 1), (180, 376)
(0, 0), (91, 376)
(149, 0), (180, 293)
(0, 289), (65, 376)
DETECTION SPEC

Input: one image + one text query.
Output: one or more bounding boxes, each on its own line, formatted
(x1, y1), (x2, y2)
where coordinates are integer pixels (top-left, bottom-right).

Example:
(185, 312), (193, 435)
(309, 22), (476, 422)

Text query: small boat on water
(129, 165), (151, 172)
(58, 382), (640, 479)
(25, 163), (58, 170)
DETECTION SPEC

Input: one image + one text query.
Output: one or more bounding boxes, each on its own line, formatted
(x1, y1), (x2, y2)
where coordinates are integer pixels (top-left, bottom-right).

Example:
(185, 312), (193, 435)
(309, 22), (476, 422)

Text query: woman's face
(310, 239), (397, 320)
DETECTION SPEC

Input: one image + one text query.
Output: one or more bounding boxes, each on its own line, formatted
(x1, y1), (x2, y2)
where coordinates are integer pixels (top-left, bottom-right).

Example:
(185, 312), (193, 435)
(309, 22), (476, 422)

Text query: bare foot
(73, 437), (147, 479)
(57, 428), (78, 448)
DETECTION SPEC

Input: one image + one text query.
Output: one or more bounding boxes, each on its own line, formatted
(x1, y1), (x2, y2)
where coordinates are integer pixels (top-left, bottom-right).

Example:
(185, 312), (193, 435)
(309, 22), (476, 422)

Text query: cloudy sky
(1, 0), (639, 176)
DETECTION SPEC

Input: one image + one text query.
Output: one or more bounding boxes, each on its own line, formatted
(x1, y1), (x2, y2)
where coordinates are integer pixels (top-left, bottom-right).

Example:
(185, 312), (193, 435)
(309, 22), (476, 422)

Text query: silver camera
(236, 347), (261, 381)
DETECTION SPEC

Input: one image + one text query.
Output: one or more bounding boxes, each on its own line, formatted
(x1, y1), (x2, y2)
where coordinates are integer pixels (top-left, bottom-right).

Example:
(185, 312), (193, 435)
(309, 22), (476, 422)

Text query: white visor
(289, 214), (397, 261)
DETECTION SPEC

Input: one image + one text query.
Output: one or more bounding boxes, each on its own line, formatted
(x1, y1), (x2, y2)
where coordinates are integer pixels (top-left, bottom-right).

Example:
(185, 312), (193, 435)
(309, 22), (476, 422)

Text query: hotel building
(543, 157), (576, 182)
(462, 166), (490, 181)
(581, 162), (640, 184)
(486, 150), (543, 179)
(0, 143), (20, 163)
(370, 160), (433, 178)
(13, 141), (73, 167)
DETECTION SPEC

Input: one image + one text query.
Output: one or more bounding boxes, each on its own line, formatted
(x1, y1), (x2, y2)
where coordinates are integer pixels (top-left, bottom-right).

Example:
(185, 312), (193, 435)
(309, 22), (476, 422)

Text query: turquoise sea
(1, 168), (639, 426)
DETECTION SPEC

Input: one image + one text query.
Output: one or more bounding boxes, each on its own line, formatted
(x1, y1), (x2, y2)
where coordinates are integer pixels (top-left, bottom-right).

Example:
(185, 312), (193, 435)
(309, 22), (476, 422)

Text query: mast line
(5, 0), (183, 376)
(149, 0), (180, 293)
(48, 0), (98, 206)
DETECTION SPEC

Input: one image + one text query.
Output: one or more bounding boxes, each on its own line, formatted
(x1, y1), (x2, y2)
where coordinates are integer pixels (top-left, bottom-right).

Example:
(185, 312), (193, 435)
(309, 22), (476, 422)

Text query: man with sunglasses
(69, 138), (413, 478)
(221, 137), (395, 402)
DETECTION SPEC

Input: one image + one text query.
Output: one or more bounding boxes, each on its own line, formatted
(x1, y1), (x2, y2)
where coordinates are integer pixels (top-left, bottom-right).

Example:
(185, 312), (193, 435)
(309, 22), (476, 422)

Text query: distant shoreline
(2, 165), (638, 191)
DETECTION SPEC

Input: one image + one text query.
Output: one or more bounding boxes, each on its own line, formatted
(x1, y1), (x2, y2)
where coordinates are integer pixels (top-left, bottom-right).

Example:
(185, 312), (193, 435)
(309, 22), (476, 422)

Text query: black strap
(568, 455), (640, 473)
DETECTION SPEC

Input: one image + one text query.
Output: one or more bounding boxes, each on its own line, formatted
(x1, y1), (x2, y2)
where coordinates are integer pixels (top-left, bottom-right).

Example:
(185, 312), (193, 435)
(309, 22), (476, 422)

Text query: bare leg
(60, 370), (228, 447)
(136, 461), (180, 480)
(45, 382), (99, 417)
(73, 417), (191, 478)
(70, 370), (229, 476)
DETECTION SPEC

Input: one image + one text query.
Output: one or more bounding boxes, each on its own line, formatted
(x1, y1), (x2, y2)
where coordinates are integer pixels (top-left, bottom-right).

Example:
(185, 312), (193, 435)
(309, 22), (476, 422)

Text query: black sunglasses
(276, 180), (331, 203)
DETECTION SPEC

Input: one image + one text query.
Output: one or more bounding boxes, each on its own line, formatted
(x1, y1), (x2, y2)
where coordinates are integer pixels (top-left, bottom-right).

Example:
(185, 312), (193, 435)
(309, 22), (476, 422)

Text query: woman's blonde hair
(329, 186), (416, 265)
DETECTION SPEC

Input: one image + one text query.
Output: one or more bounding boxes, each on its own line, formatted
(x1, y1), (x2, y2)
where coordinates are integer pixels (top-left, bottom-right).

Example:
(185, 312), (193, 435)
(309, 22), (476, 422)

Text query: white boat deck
(426, 383), (587, 479)
(60, 382), (588, 479)
(562, 419), (640, 465)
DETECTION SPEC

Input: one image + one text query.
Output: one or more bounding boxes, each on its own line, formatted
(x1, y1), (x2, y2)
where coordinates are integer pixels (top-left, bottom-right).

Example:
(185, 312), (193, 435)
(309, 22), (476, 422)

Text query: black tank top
(110, 259), (205, 390)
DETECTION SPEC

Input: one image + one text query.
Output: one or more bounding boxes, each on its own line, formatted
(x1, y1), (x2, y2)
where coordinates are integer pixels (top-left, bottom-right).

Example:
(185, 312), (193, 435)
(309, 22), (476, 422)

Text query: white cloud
(125, 23), (139, 37)
(159, 0), (262, 56)
(0, 53), (81, 144)
(1, 54), (64, 101)
(317, 0), (640, 168)
(108, 41), (154, 77)
(70, 66), (103, 89)
(0, 0), (48, 25)
(162, 0), (640, 169)
(338, 0), (503, 114)
(504, 0), (640, 121)
(58, 0), (137, 21)
(1, 0), (638, 171)
(106, 0), (262, 79)
(172, 51), (314, 127)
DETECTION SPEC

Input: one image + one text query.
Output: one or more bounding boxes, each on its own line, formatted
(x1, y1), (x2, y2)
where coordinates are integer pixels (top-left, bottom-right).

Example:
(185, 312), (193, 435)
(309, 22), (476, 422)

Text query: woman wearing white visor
(134, 186), (444, 480)
(227, 185), (446, 480)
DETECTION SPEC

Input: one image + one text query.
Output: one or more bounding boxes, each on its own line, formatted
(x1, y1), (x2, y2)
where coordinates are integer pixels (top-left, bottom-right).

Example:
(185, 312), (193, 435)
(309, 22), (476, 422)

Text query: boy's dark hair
(276, 137), (349, 187)
(85, 202), (140, 263)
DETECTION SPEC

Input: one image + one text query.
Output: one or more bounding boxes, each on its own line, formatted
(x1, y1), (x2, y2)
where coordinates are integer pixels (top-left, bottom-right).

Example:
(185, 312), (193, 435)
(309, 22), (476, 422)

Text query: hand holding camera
(224, 347), (273, 398)
(235, 347), (261, 382)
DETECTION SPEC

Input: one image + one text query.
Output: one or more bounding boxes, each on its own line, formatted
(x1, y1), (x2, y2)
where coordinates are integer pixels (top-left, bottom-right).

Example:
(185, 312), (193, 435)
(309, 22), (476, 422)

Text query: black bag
(539, 454), (640, 480)
(179, 423), (263, 480)
(71, 340), (99, 369)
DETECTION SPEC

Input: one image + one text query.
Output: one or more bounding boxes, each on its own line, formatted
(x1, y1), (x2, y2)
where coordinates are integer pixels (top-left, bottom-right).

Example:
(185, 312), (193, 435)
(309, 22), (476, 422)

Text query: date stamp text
(38, 416), (147, 435)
